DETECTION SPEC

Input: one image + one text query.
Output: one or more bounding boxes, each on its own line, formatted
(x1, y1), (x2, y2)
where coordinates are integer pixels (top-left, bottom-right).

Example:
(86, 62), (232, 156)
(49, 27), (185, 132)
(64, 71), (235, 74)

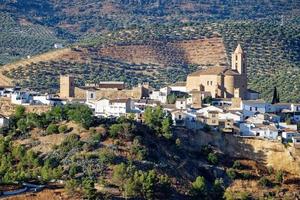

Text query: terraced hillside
(0, 13), (63, 65)
(1, 17), (300, 102)
(0, 37), (226, 93)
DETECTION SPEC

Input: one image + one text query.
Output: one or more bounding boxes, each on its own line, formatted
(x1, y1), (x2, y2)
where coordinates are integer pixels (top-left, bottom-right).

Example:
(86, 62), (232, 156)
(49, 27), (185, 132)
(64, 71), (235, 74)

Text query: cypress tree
(272, 87), (278, 104)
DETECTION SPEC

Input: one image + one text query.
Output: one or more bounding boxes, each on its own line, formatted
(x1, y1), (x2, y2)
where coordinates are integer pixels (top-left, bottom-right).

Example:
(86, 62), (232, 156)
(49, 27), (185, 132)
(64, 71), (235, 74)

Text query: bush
(190, 176), (207, 197)
(226, 168), (237, 180)
(46, 124), (59, 134)
(258, 177), (272, 188)
(232, 160), (242, 169)
(99, 148), (115, 164)
(58, 124), (68, 133)
(65, 179), (78, 195)
(207, 152), (218, 165)
(275, 170), (284, 183)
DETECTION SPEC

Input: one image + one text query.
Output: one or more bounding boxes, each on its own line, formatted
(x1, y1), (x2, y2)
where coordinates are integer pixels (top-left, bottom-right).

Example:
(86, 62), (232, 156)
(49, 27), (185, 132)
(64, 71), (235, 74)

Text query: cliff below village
(186, 131), (300, 176)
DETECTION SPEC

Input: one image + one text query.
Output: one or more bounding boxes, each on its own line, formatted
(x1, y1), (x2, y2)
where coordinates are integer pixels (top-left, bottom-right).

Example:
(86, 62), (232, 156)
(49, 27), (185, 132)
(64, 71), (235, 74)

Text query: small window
(255, 107), (258, 111)
(90, 93), (94, 99)
(207, 81), (209, 85)
(250, 107), (252, 111)
(179, 115), (182, 120)
(236, 55), (238, 60)
(210, 81), (213, 85)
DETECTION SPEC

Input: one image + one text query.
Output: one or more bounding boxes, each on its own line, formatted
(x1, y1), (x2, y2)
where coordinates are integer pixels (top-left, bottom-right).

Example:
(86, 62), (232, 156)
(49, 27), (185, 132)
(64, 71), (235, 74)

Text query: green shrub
(190, 176), (207, 197)
(58, 124), (68, 133)
(226, 168), (237, 180)
(275, 170), (284, 183)
(46, 124), (59, 134)
(99, 148), (115, 164)
(232, 160), (242, 169)
(258, 176), (272, 188)
(207, 152), (218, 165)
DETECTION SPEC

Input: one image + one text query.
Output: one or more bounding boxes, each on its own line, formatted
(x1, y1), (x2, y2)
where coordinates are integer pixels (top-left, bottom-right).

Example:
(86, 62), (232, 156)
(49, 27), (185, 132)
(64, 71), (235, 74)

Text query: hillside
(1, 18), (300, 102)
(0, 105), (299, 199)
(0, 36), (227, 93)
(0, 0), (299, 64)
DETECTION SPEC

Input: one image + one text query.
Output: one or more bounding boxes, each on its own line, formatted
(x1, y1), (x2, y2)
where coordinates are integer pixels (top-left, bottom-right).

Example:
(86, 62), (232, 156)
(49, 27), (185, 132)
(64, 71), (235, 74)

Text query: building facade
(186, 44), (248, 99)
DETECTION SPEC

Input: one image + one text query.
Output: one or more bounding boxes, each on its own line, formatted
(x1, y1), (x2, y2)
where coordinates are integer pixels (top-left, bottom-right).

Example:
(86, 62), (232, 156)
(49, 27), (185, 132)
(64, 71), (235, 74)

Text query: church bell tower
(231, 44), (246, 75)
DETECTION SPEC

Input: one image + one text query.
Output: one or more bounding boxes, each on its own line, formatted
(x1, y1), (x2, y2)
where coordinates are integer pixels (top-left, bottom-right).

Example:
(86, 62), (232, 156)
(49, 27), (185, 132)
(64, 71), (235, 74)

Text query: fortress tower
(60, 75), (75, 98)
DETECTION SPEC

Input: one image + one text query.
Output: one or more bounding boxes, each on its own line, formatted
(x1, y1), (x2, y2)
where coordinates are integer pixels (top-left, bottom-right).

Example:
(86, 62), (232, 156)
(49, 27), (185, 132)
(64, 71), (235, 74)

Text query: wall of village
(74, 86), (144, 100)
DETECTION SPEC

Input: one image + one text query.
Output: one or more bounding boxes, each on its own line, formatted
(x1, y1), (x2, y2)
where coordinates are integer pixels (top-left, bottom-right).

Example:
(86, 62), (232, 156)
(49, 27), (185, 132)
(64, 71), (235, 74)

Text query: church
(186, 44), (258, 100)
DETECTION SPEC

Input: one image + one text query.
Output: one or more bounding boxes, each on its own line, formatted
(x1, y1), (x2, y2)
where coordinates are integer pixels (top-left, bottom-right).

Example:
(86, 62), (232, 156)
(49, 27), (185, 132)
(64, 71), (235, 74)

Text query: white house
(196, 105), (224, 117)
(175, 98), (187, 110)
(95, 98), (133, 117)
(219, 111), (242, 123)
(11, 92), (33, 105)
(241, 100), (268, 118)
(292, 136), (300, 148)
(0, 115), (9, 128)
(169, 82), (187, 93)
(149, 87), (171, 104)
(240, 122), (278, 139)
(282, 131), (300, 141)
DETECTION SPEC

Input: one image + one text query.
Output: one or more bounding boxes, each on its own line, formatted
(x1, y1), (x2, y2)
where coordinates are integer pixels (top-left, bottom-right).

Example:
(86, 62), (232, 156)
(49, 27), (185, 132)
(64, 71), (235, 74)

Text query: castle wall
(74, 86), (145, 100)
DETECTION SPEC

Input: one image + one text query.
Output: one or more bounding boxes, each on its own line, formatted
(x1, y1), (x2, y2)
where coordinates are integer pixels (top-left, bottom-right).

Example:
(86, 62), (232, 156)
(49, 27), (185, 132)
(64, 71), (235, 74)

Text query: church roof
(234, 44), (243, 54)
(189, 66), (226, 76)
(189, 66), (240, 77)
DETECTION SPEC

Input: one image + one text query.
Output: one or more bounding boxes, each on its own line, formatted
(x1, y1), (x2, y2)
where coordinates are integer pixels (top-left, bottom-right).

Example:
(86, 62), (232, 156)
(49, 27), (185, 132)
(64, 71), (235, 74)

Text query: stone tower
(231, 44), (247, 99)
(231, 44), (246, 75)
(60, 75), (75, 98)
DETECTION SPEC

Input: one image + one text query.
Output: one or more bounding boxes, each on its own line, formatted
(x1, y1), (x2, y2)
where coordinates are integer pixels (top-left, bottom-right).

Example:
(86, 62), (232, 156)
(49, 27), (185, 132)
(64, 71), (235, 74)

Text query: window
(255, 107), (258, 111)
(90, 93), (94, 99)
(236, 55), (238, 60)
(212, 120), (216, 123)
(207, 81), (209, 85)
(250, 107), (252, 111)
(212, 114), (216, 117)
(210, 81), (213, 85)
(179, 115), (182, 120)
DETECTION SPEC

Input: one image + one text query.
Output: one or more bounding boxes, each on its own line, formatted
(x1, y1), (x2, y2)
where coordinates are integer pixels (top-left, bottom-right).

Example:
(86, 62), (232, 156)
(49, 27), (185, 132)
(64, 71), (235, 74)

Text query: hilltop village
(1, 44), (300, 148)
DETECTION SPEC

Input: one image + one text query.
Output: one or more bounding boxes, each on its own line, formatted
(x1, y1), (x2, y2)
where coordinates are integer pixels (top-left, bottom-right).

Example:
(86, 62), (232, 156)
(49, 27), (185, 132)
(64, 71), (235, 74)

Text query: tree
(271, 86), (280, 104)
(17, 118), (27, 133)
(207, 152), (218, 165)
(161, 117), (172, 139)
(211, 178), (224, 199)
(109, 124), (123, 138)
(67, 104), (94, 129)
(82, 178), (96, 199)
(226, 168), (236, 180)
(15, 105), (25, 118)
(190, 176), (207, 197)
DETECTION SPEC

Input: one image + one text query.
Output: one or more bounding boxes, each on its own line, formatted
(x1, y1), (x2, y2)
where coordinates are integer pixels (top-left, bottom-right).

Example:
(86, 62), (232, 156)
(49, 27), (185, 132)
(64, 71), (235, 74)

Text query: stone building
(59, 75), (149, 100)
(60, 75), (75, 98)
(186, 44), (249, 99)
